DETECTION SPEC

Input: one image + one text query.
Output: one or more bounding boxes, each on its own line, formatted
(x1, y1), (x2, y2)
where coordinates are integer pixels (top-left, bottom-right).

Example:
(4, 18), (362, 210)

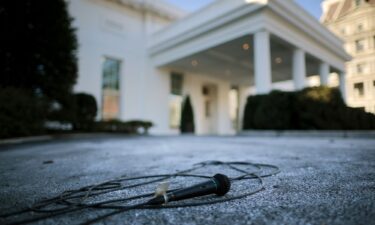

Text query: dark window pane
(171, 73), (183, 96)
(354, 82), (364, 97)
(102, 58), (120, 91)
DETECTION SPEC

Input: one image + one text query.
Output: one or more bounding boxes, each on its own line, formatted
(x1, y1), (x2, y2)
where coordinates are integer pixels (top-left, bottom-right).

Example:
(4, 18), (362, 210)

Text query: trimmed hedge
(94, 120), (153, 134)
(180, 95), (195, 133)
(0, 88), (47, 138)
(243, 87), (375, 130)
(47, 92), (97, 130)
(72, 93), (98, 130)
(0, 87), (154, 138)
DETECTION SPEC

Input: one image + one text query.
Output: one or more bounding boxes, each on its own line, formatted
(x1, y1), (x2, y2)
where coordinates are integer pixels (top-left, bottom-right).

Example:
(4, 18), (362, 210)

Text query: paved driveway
(0, 135), (374, 224)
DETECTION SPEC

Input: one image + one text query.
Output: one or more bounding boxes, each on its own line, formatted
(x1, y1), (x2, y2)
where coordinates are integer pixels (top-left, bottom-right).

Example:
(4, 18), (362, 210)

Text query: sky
(165, 0), (324, 20)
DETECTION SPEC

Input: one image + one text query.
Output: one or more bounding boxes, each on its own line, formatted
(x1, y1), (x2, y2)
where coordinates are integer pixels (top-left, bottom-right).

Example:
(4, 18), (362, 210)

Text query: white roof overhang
(148, 0), (351, 72)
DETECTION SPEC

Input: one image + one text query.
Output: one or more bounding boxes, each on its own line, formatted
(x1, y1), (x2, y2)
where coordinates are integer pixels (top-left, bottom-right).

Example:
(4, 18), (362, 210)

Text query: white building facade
(69, 0), (351, 135)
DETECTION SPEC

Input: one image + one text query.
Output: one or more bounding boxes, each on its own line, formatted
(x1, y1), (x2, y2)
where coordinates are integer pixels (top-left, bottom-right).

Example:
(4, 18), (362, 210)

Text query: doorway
(202, 84), (218, 134)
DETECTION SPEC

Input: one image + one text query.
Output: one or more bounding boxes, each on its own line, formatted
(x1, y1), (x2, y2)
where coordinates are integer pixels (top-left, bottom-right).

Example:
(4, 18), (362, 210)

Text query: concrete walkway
(0, 135), (374, 224)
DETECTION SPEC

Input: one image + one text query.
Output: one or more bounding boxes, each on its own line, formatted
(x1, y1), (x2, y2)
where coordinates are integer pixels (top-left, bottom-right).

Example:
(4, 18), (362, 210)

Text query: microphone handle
(147, 179), (218, 205)
(169, 179), (217, 201)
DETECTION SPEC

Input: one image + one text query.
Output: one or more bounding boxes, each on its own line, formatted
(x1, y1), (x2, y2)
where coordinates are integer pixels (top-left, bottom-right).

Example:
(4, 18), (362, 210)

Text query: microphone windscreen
(213, 174), (231, 196)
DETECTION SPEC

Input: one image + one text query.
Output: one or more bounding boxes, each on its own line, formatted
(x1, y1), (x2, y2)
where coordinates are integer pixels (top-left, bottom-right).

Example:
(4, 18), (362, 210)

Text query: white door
(202, 84), (218, 134)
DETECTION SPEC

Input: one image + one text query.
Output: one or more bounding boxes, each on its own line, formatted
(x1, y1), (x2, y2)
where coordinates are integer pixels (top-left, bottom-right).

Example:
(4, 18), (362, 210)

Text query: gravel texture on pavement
(0, 135), (374, 225)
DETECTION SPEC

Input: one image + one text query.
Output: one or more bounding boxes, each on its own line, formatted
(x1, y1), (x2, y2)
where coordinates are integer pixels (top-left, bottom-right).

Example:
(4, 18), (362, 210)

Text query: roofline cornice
(108, 0), (186, 20)
(149, 1), (267, 55)
(149, 0), (351, 62)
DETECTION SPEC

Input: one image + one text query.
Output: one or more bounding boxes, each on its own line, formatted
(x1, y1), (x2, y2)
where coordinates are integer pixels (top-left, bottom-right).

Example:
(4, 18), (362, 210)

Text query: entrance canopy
(152, 34), (332, 86)
(148, 0), (351, 93)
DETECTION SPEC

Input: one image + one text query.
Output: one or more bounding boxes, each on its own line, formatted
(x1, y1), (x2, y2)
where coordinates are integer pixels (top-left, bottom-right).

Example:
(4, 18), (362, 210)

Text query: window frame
(357, 23), (363, 32)
(101, 57), (122, 121)
(356, 63), (365, 74)
(353, 82), (365, 98)
(355, 39), (365, 52)
(169, 72), (184, 129)
(170, 72), (184, 96)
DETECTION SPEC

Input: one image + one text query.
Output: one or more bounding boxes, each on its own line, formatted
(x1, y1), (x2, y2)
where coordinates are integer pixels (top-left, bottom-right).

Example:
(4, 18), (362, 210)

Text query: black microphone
(147, 174), (231, 205)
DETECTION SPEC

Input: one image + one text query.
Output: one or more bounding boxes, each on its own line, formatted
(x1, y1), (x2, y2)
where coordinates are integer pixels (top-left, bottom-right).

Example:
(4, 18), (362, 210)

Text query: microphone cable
(0, 161), (280, 225)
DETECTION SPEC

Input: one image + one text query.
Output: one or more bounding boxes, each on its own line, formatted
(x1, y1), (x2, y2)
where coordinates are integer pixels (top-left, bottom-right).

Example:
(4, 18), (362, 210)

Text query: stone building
(322, 0), (375, 113)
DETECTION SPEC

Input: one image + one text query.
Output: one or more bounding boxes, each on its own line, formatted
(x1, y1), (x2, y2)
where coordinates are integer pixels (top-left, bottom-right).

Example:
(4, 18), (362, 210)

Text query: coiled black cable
(0, 161), (280, 225)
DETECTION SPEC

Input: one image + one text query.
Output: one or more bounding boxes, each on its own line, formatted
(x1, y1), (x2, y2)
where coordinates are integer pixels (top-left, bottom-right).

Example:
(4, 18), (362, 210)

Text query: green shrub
(180, 95), (195, 133)
(47, 95), (76, 124)
(0, 88), (46, 138)
(72, 93), (97, 130)
(1, 0), (79, 137)
(243, 87), (375, 130)
(46, 92), (97, 131)
(243, 94), (265, 129)
(253, 91), (294, 130)
(294, 87), (344, 130)
(94, 120), (153, 134)
(126, 120), (153, 134)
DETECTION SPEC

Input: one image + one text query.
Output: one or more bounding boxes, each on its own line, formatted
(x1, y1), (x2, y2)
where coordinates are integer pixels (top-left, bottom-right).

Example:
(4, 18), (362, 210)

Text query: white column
(254, 30), (271, 94)
(292, 48), (306, 90)
(217, 82), (232, 135)
(319, 62), (330, 86)
(339, 71), (347, 102)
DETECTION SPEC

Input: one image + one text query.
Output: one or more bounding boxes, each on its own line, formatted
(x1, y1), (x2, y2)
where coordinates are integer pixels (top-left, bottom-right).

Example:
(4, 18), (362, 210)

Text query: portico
(148, 0), (351, 134)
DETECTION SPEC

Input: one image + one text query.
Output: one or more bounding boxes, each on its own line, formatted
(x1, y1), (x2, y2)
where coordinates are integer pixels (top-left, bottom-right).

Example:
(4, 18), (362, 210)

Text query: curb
(239, 130), (375, 138)
(0, 133), (110, 146)
(0, 133), (147, 147)
(0, 135), (54, 145)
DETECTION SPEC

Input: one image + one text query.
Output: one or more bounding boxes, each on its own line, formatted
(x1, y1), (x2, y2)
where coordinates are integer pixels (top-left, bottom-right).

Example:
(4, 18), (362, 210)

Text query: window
(357, 24), (363, 32)
(202, 85), (216, 120)
(171, 73), (183, 96)
(356, 64), (364, 74)
(102, 57), (121, 120)
(169, 73), (184, 128)
(205, 100), (211, 118)
(354, 82), (364, 98)
(355, 39), (365, 52)
(202, 86), (210, 96)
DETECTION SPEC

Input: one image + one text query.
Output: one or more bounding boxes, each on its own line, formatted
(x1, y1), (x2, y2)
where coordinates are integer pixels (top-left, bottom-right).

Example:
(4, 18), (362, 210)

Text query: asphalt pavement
(0, 135), (374, 225)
